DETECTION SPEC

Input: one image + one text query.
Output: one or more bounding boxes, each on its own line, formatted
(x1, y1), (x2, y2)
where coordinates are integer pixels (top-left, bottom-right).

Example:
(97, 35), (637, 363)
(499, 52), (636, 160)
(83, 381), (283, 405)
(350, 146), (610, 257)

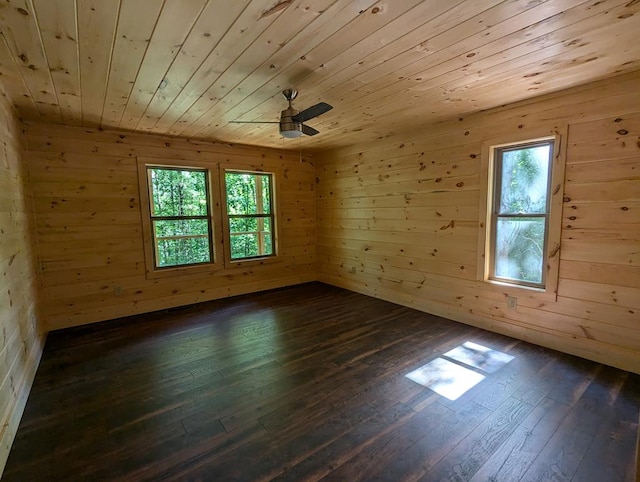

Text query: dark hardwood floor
(3, 282), (639, 481)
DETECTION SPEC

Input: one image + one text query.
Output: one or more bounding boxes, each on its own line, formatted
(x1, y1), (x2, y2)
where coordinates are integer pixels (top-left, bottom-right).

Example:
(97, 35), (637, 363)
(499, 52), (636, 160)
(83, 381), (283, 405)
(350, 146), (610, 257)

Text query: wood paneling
(0, 84), (45, 473)
(316, 71), (640, 374)
(0, 1), (638, 149)
(24, 123), (317, 330)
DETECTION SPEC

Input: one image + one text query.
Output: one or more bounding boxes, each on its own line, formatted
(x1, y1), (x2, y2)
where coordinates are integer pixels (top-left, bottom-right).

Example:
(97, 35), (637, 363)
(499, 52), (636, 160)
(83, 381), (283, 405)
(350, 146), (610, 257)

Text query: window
(137, 158), (279, 277)
(490, 140), (553, 287)
(146, 166), (213, 268)
(224, 171), (275, 261)
(478, 129), (566, 297)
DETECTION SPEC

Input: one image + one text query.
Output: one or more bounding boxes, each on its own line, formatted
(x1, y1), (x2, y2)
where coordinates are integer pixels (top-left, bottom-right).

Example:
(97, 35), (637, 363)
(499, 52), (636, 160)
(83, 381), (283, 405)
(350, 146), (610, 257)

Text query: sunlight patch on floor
(405, 357), (485, 401)
(405, 342), (515, 400)
(444, 341), (514, 374)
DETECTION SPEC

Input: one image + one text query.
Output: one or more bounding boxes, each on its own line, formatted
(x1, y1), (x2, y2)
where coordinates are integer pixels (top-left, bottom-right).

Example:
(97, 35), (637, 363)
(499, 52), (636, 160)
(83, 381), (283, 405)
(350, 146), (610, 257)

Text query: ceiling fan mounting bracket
(282, 88), (298, 102)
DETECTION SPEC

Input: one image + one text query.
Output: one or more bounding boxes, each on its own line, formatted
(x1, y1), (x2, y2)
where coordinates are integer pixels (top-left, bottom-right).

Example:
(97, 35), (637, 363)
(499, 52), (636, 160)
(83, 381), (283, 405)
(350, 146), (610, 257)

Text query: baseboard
(0, 331), (46, 476)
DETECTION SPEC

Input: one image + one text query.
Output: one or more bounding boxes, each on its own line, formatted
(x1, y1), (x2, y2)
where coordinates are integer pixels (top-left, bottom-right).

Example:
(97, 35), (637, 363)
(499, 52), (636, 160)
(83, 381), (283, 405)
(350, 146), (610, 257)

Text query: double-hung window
(490, 140), (553, 287)
(479, 129), (565, 296)
(138, 158), (279, 276)
(224, 171), (275, 261)
(146, 166), (213, 268)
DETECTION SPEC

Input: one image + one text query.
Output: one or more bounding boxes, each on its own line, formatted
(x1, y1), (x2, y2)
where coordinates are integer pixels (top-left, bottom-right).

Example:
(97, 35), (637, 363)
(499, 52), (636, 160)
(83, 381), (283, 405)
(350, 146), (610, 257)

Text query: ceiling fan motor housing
(279, 106), (302, 137)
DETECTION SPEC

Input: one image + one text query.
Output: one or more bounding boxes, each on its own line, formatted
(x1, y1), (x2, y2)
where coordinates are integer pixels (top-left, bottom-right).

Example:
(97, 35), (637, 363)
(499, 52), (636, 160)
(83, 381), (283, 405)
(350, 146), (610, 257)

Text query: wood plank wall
(316, 71), (640, 374)
(24, 124), (316, 330)
(0, 86), (45, 472)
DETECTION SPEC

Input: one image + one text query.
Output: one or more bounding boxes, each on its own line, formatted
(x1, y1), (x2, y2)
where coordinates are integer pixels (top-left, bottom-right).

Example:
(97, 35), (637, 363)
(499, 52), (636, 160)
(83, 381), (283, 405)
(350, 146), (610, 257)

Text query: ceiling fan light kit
(280, 129), (303, 138)
(231, 88), (332, 139)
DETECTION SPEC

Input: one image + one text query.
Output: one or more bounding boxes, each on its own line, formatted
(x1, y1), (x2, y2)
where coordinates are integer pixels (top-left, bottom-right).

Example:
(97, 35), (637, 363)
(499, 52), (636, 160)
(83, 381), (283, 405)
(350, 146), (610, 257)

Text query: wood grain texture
(0, 83), (45, 475)
(24, 122), (317, 330)
(316, 71), (640, 375)
(0, 0), (639, 149)
(2, 283), (638, 481)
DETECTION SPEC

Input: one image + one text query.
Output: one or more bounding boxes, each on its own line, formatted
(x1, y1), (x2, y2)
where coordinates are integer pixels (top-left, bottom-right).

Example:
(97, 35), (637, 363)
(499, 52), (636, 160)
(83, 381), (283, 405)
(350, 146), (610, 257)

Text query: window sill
(483, 278), (558, 302)
(224, 255), (280, 269)
(145, 262), (221, 280)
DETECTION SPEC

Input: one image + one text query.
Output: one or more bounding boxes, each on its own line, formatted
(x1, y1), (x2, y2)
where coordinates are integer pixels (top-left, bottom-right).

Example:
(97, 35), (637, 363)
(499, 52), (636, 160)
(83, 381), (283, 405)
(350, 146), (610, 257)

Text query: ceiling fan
(230, 89), (333, 138)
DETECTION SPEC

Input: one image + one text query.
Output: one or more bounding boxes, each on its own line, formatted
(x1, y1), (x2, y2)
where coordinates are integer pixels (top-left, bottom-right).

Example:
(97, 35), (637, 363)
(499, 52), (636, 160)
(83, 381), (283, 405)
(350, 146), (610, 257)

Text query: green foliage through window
(148, 167), (212, 268)
(491, 142), (553, 286)
(225, 172), (274, 260)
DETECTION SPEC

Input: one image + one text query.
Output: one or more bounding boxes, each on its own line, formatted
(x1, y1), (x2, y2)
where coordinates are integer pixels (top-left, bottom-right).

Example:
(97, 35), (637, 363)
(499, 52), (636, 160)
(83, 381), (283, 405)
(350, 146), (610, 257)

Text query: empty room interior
(1, 0), (639, 480)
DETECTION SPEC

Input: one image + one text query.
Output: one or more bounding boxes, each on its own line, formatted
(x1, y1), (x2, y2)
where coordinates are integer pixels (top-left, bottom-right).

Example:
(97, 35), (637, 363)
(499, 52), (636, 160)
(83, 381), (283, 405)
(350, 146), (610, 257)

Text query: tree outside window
(224, 171), (275, 260)
(490, 141), (553, 287)
(147, 167), (213, 268)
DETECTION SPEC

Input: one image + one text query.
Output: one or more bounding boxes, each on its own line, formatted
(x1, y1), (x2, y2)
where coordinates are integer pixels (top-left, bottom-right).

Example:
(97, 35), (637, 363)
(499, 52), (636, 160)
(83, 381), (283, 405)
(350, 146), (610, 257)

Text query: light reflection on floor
(444, 341), (514, 374)
(405, 342), (515, 400)
(406, 358), (484, 400)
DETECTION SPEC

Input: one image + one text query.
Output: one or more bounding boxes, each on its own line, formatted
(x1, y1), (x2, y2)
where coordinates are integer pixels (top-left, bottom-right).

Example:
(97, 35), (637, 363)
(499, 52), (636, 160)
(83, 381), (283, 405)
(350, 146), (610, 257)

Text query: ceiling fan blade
(292, 102), (333, 123)
(229, 120), (280, 124)
(301, 124), (319, 136)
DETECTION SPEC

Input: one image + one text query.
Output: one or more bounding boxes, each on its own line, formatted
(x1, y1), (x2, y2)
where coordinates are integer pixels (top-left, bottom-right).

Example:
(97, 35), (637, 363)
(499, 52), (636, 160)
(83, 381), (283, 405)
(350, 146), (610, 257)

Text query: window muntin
(147, 167), (213, 268)
(224, 171), (275, 260)
(489, 140), (553, 288)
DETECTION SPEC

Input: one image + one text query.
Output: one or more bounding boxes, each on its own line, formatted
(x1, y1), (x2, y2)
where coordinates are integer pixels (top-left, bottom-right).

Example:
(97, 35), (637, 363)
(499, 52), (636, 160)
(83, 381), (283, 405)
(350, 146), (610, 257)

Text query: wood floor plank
(570, 372), (640, 482)
(312, 401), (454, 481)
(519, 366), (630, 482)
(422, 396), (535, 481)
(2, 282), (638, 481)
(469, 396), (574, 482)
(368, 400), (493, 480)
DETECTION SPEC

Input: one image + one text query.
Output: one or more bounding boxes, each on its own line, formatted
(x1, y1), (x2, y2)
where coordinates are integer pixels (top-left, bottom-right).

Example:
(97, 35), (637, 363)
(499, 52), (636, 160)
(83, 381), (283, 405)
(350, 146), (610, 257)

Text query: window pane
(225, 171), (275, 261)
(229, 217), (247, 233)
(156, 237), (210, 267)
(150, 168), (208, 216)
(263, 223), (273, 255)
(230, 233), (258, 259)
(229, 217), (257, 234)
(262, 175), (271, 214)
(495, 217), (545, 284)
(225, 173), (257, 215)
(153, 218), (211, 266)
(264, 235), (273, 255)
(499, 144), (551, 215)
(154, 219), (209, 237)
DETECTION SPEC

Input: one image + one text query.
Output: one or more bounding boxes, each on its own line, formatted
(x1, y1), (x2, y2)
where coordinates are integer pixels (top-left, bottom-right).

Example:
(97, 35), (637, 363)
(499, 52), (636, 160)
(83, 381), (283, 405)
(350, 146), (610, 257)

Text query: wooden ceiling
(1, 0), (639, 150)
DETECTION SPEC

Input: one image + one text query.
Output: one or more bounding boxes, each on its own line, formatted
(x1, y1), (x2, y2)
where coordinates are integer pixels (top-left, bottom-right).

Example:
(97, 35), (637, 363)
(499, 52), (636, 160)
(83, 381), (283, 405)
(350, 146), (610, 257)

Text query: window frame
(489, 140), (554, 289)
(147, 165), (214, 269)
(137, 157), (223, 279)
(477, 127), (567, 300)
(221, 168), (278, 267)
